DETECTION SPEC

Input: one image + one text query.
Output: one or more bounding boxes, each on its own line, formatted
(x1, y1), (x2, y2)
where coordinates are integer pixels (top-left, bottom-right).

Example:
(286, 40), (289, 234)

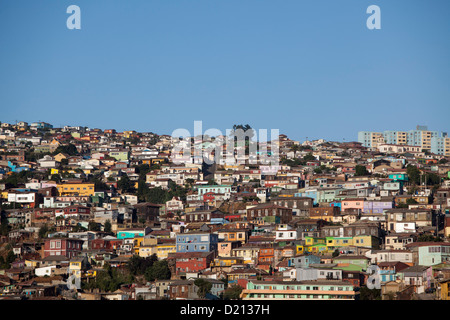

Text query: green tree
(406, 165), (421, 185)
(53, 143), (79, 156)
(281, 157), (306, 167)
(418, 234), (442, 242)
(50, 174), (62, 184)
(359, 286), (381, 300)
(82, 263), (133, 293)
(38, 224), (49, 239)
(303, 153), (316, 162)
(117, 175), (134, 193)
(222, 284), (243, 300)
(314, 167), (323, 174)
(194, 279), (213, 299)
(127, 254), (158, 276)
(88, 221), (101, 232)
(6, 250), (15, 265)
(355, 165), (369, 176)
(0, 211), (10, 236)
(104, 220), (112, 233)
(144, 259), (171, 282)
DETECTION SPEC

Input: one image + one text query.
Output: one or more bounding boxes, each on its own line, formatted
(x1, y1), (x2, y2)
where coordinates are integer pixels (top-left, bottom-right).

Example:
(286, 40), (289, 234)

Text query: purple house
(363, 199), (393, 214)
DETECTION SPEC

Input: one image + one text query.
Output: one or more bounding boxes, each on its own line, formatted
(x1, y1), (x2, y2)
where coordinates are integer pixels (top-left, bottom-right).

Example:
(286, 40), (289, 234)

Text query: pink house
(341, 198), (365, 213)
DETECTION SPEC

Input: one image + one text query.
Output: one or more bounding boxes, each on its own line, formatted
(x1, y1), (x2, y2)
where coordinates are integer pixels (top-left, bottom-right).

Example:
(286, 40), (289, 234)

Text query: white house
(35, 265), (59, 277)
(275, 224), (299, 242)
(37, 155), (59, 168)
(165, 196), (184, 213)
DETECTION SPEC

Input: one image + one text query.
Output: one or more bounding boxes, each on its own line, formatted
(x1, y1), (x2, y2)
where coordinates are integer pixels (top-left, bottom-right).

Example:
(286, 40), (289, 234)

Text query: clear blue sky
(0, 0), (449, 142)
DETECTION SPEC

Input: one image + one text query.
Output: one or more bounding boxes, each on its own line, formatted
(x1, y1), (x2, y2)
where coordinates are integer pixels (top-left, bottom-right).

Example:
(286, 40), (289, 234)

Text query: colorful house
(56, 182), (95, 197)
(176, 232), (219, 253)
(332, 255), (370, 272)
(241, 280), (358, 300)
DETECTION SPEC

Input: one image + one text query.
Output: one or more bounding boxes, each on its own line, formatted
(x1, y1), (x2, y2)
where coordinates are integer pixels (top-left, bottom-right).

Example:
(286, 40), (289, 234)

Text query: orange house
(257, 247), (274, 271)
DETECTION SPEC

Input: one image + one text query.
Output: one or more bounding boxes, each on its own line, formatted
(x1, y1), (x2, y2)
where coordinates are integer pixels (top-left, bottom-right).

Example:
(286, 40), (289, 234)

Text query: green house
(332, 255), (370, 272)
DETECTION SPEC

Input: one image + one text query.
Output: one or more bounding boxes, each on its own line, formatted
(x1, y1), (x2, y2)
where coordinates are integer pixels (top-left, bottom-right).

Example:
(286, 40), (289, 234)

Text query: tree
(406, 165), (421, 185)
(355, 165), (369, 176)
(314, 167), (323, 174)
(88, 221), (101, 232)
(207, 179), (218, 185)
(127, 254), (158, 276)
(303, 153), (316, 162)
(359, 286), (381, 300)
(82, 263), (132, 292)
(194, 278), (213, 299)
(281, 157), (306, 167)
(6, 250), (15, 265)
(418, 234), (442, 242)
(38, 224), (49, 239)
(50, 174), (62, 184)
(0, 211), (10, 236)
(53, 143), (79, 156)
(144, 259), (171, 282)
(104, 220), (112, 233)
(118, 175), (134, 193)
(223, 284), (243, 300)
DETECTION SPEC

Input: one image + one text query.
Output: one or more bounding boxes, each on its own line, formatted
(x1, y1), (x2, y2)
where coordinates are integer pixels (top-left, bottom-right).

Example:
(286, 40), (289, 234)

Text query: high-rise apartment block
(358, 125), (449, 155)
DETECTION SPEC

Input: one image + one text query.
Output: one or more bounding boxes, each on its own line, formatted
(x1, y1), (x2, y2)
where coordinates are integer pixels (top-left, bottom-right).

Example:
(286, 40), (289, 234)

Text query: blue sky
(0, 0), (449, 142)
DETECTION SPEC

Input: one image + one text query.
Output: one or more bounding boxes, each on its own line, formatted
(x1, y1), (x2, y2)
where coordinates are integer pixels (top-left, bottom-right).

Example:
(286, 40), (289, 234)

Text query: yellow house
(51, 168), (59, 175)
(48, 139), (61, 152)
(25, 259), (40, 269)
(69, 259), (84, 277)
(139, 245), (157, 258)
(217, 229), (248, 244)
(57, 182), (95, 196)
(138, 242), (175, 259)
(211, 257), (244, 268)
(352, 235), (379, 249)
(439, 279), (450, 300)
(304, 236), (326, 246)
(445, 225), (450, 239)
(134, 237), (158, 255)
(123, 130), (136, 139)
(184, 207), (198, 213)
(329, 237), (353, 249)
(155, 243), (176, 259)
(295, 244), (305, 255)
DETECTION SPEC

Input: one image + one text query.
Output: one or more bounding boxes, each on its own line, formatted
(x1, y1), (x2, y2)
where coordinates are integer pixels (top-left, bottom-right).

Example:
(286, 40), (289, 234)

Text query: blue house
(295, 190), (318, 205)
(389, 173), (408, 182)
(116, 227), (152, 240)
(7, 161), (29, 173)
(176, 232), (219, 253)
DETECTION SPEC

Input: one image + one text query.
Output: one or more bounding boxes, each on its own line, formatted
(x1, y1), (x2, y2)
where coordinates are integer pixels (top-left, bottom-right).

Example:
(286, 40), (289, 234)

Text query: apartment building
(240, 280), (359, 300)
